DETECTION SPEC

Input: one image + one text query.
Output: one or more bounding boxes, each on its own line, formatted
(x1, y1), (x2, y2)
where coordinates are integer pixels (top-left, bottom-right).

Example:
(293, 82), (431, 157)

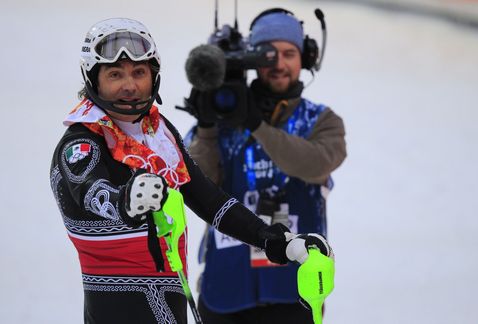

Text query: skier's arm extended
(163, 117), (285, 249)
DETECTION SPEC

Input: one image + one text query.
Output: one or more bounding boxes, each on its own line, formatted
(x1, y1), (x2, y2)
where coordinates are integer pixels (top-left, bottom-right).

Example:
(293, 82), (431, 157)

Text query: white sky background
(1, 0), (477, 323)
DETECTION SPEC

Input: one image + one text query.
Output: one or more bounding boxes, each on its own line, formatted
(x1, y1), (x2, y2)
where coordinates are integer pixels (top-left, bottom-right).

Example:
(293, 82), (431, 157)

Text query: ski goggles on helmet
(94, 31), (154, 63)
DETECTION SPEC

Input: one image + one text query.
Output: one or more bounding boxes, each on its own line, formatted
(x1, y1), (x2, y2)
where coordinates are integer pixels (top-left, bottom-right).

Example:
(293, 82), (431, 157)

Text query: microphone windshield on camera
(185, 44), (226, 91)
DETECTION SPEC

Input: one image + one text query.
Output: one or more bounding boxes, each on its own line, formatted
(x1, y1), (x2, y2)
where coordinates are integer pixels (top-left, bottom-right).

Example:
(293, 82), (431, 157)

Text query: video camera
(176, 8), (277, 126)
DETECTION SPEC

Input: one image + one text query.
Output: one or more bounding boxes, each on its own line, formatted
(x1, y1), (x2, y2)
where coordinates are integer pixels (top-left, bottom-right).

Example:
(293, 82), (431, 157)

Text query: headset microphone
(313, 8), (327, 72)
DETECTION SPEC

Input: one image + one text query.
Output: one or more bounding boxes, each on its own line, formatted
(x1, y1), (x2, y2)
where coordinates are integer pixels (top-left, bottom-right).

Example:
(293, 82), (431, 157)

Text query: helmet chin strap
(85, 74), (162, 120)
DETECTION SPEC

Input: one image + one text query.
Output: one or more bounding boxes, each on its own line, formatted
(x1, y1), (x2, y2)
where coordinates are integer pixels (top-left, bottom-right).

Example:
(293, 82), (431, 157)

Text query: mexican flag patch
(65, 143), (91, 164)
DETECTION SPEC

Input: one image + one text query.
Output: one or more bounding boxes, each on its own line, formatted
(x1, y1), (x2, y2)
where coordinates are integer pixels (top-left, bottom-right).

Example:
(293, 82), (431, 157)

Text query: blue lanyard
(244, 111), (298, 192)
(244, 130), (257, 191)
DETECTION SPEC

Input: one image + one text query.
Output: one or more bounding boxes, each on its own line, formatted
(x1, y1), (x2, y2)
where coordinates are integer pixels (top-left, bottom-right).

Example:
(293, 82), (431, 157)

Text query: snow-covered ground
(1, 0), (477, 323)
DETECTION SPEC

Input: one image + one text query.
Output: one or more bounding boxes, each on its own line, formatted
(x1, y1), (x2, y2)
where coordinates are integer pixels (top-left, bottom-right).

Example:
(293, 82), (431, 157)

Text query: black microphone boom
(185, 44), (226, 92)
(314, 8), (327, 72)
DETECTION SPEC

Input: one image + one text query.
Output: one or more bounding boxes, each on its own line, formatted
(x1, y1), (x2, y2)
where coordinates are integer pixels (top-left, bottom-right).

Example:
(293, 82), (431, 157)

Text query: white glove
(285, 233), (334, 264)
(124, 173), (168, 221)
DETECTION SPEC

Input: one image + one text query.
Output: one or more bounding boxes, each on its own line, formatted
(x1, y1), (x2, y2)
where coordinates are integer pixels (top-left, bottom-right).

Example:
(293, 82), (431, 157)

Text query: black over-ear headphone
(249, 7), (326, 71)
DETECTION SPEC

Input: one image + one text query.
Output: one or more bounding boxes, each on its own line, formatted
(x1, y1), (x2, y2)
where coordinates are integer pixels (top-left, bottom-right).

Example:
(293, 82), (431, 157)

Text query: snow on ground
(1, 0), (477, 323)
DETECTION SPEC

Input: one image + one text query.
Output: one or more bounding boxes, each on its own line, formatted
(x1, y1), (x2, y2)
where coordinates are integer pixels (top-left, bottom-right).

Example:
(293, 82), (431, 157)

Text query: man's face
(257, 41), (302, 94)
(97, 59), (153, 122)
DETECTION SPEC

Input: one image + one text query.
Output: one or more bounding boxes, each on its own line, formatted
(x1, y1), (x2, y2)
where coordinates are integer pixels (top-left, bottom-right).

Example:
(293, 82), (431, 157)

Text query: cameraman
(187, 8), (347, 324)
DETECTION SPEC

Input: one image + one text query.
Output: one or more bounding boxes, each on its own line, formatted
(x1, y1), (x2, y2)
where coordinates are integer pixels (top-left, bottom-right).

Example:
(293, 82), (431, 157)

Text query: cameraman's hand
(242, 89), (263, 132)
(186, 88), (215, 128)
(122, 170), (168, 224)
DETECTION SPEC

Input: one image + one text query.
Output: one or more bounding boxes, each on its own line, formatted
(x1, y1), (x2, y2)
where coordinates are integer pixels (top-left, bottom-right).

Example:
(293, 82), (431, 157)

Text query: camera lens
(213, 88), (237, 113)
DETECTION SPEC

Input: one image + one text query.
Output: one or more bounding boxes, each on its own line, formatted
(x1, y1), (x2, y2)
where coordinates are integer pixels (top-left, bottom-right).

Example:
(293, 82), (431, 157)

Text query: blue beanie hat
(250, 12), (304, 52)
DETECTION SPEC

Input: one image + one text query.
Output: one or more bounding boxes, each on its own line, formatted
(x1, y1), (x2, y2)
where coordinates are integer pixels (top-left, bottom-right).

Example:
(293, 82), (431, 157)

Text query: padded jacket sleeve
(253, 107), (347, 185)
(189, 108), (347, 186)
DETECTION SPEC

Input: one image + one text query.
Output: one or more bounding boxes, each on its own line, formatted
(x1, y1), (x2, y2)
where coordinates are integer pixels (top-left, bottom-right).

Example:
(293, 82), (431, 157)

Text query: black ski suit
(50, 114), (269, 324)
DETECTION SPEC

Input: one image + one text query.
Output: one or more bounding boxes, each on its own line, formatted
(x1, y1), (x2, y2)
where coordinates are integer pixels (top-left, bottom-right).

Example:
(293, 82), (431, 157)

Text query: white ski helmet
(80, 18), (162, 115)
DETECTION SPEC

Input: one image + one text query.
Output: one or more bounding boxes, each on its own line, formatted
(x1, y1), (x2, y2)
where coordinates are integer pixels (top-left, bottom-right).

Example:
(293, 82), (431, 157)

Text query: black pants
(198, 296), (315, 324)
(83, 283), (187, 324)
